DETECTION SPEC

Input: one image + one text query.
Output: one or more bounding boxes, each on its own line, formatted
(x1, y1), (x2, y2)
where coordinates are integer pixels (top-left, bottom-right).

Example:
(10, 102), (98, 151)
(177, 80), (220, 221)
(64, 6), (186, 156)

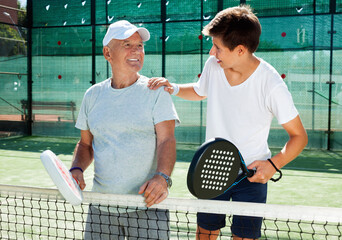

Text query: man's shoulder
(82, 79), (110, 103)
(137, 75), (165, 94)
(86, 78), (109, 93)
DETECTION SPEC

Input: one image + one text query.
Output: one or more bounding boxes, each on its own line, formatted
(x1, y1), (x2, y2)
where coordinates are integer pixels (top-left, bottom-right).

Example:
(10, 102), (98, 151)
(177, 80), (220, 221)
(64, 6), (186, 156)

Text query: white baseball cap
(103, 20), (150, 46)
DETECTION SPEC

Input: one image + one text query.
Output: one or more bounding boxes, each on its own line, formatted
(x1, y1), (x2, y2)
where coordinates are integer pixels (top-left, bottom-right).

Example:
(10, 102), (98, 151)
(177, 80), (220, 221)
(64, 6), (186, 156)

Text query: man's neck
(111, 72), (140, 89)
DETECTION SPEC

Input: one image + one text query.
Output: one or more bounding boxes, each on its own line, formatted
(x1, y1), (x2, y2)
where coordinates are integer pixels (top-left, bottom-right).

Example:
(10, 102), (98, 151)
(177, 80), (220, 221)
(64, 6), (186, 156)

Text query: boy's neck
(224, 54), (260, 86)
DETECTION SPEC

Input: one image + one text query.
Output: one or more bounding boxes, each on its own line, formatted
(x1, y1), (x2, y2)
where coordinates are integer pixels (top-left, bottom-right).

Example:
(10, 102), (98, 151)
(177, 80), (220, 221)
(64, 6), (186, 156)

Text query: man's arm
(148, 78), (206, 101)
(248, 115), (308, 183)
(139, 120), (176, 207)
(70, 129), (94, 190)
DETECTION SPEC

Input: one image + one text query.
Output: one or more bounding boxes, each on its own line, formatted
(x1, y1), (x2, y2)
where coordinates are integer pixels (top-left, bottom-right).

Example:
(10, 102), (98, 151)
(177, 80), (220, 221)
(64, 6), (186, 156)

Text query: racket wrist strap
(70, 166), (83, 173)
(267, 159), (282, 182)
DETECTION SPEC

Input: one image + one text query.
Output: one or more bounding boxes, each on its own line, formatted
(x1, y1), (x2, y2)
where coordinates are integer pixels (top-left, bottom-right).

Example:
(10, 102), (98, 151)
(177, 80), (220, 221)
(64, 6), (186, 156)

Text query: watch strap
(155, 171), (172, 188)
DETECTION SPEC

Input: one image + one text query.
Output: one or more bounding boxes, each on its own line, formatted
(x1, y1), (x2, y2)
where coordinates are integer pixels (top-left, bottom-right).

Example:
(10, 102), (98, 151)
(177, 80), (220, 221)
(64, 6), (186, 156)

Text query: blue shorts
(197, 177), (267, 239)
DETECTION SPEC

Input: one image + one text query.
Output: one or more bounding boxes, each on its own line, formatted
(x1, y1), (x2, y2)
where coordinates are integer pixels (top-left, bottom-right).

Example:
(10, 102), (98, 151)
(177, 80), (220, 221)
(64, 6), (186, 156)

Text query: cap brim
(136, 28), (150, 42)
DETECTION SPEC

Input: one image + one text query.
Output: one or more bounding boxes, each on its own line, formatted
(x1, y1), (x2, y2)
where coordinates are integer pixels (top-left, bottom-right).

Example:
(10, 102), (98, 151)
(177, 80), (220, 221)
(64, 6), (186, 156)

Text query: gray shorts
(84, 204), (170, 240)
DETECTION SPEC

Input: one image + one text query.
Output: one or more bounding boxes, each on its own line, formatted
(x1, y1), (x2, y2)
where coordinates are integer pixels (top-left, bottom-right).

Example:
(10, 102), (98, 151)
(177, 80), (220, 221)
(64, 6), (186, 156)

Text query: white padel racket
(40, 150), (83, 205)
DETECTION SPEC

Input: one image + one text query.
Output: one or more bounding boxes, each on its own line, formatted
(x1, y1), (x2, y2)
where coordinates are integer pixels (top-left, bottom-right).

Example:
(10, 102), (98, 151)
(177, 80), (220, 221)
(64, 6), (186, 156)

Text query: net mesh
(1, 185), (341, 240)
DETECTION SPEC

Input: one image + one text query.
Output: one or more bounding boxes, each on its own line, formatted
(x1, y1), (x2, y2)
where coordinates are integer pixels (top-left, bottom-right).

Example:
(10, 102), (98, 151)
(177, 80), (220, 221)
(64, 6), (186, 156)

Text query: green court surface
(0, 136), (342, 208)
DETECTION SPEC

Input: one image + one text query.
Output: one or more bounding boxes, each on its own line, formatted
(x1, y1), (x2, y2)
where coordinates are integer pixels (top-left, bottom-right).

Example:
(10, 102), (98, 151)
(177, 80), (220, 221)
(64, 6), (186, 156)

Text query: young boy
(148, 5), (308, 240)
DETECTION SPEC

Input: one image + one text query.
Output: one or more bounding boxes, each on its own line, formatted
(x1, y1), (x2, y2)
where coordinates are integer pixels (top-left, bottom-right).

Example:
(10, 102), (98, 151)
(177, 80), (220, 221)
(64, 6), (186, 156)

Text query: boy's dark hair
(202, 5), (261, 53)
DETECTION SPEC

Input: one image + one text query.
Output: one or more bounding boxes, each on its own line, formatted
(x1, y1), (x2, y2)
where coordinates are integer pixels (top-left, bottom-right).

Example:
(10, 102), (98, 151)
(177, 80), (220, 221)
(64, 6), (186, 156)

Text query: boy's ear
(236, 45), (247, 56)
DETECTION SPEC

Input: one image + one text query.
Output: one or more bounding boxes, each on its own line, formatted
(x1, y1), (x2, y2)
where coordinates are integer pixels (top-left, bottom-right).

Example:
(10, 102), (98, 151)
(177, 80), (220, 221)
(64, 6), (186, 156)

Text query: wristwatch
(155, 172), (172, 188)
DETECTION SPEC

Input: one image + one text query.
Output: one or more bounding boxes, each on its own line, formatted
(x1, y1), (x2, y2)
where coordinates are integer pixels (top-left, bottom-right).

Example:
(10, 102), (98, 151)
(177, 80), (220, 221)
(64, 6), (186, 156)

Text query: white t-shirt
(194, 56), (298, 166)
(76, 76), (180, 194)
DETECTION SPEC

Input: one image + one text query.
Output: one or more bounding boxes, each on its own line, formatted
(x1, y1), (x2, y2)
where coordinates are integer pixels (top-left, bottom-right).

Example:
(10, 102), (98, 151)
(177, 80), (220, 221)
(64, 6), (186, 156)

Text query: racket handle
(246, 169), (256, 178)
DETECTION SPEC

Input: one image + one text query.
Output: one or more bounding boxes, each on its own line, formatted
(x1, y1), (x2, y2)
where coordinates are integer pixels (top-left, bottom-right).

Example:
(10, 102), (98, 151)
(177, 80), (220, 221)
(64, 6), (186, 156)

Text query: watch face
(168, 178), (172, 188)
(155, 172), (172, 188)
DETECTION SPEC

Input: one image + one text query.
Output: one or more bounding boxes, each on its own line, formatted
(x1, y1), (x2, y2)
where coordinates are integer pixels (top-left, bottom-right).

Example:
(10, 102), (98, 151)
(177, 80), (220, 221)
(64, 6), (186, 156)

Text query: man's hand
(70, 169), (86, 190)
(147, 77), (174, 94)
(139, 174), (169, 207)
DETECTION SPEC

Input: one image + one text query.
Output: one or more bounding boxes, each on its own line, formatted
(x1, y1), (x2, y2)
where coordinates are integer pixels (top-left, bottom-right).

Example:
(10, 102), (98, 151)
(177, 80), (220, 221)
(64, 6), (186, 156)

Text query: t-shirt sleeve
(75, 90), (91, 130)
(193, 56), (214, 97)
(268, 83), (299, 125)
(152, 89), (180, 126)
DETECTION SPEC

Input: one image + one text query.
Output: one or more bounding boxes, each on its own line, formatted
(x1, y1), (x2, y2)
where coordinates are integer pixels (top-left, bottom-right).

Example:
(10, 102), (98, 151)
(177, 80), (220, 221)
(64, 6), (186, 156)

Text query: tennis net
(1, 184), (341, 240)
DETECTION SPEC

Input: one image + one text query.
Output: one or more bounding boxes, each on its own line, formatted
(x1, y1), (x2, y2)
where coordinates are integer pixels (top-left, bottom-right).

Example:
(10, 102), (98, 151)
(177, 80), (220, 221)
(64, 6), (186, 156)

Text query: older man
(70, 20), (179, 239)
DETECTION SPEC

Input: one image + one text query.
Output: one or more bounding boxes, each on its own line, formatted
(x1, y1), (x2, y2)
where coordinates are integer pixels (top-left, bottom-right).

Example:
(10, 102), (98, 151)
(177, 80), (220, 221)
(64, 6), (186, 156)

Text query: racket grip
(246, 169), (256, 178)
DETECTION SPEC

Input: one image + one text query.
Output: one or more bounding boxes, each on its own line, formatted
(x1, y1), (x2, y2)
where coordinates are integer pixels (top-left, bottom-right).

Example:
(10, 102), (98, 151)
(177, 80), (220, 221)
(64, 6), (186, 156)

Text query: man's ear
(103, 46), (110, 60)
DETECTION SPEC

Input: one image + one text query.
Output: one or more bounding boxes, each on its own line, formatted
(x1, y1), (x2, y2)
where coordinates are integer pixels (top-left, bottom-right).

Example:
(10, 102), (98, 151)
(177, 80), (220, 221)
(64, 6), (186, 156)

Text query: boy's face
(209, 36), (239, 70)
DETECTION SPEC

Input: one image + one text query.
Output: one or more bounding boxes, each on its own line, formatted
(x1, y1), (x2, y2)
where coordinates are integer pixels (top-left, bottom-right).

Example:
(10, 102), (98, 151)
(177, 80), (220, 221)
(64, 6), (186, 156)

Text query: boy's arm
(248, 115), (308, 183)
(148, 78), (206, 101)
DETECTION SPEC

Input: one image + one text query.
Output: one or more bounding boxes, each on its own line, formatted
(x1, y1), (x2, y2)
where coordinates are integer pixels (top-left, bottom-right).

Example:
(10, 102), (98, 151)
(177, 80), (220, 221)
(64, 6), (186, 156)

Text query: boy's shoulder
(258, 58), (282, 79)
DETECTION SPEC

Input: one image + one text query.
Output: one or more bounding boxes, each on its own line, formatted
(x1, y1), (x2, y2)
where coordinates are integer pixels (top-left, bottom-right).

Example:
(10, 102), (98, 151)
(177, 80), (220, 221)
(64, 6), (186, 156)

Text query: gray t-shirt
(76, 76), (180, 194)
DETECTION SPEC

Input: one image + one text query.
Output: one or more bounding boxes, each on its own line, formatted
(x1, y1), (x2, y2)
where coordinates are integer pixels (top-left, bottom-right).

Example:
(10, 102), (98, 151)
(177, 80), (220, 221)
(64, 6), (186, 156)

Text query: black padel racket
(187, 138), (255, 199)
